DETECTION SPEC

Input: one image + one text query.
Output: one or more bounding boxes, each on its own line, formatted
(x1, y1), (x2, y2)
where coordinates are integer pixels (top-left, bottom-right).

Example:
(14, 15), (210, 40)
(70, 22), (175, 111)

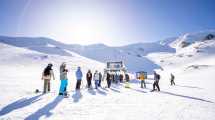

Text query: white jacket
(94, 72), (100, 81)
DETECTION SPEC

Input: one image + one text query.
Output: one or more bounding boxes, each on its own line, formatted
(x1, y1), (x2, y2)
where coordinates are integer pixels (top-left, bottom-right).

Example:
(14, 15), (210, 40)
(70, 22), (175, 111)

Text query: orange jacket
(139, 74), (145, 80)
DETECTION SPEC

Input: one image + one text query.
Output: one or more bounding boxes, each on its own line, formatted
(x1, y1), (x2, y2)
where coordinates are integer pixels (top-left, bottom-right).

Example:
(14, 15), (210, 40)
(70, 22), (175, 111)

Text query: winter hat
(48, 63), (53, 67)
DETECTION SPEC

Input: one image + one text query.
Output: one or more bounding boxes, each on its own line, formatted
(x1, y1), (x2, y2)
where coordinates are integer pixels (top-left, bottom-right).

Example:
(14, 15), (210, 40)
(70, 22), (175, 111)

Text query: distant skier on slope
(140, 73), (146, 88)
(94, 70), (100, 89)
(41, 63), (55, 94)
(151, 71), (160, 92)
(75, 66), (83, 90)
(86, 70), (92, 88)
(59, 62), (68, 96)
(170, 73), (175, 85)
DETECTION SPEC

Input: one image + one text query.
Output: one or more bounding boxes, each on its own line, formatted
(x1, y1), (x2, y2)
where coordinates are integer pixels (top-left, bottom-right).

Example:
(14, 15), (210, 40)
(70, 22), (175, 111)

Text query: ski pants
(98, 79), (101, 87)
(95, 80), (99, 89)
(141, 80), (146, 88)
(59, 79), (68, 94)
(43, 79), (50, 93)
(171, 79), (175, 85)
(76, 80), (82, 90)
(87, 79), (92, 88)
(153, 80), (160, 91)
(107, 79), (111, 88)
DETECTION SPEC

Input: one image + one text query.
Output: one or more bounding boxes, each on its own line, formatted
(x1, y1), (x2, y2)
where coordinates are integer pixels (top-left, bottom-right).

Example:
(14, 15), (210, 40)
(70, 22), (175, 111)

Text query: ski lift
(103, 61), (127, 82)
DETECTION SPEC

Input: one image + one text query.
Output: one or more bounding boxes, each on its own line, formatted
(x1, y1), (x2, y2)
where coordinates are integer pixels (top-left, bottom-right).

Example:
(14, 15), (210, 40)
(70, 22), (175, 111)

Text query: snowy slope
(0, 42), (105, 107)
(0, 36), (175, 73)
(0, 41), (215, 120)
(1, 30), (215, 120)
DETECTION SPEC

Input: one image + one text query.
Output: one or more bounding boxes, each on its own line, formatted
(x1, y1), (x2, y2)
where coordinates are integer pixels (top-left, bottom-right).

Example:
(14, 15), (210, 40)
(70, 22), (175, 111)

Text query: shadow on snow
(24, 96), (64, 120)
(160, 91), (214, 103)
(110, 88), (121, 93)
(175, 85), (203, 90)
(96, 88), (107, 96)
(72, 90), (83, 103)
(0, 94), (43, 116)
(129, 88), (147, 93)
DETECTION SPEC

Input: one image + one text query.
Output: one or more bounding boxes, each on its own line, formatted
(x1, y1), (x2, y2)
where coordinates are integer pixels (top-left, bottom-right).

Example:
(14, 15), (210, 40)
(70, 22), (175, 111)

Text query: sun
(72, 19), (104, 42)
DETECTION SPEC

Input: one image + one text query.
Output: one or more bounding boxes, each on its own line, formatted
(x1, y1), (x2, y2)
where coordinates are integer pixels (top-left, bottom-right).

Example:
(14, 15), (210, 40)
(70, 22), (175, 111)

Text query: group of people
(41, 63), (175, 96)
(41, 62), (126, 96)
(86, 70), (103, 89)
(138, 71), (176, 92)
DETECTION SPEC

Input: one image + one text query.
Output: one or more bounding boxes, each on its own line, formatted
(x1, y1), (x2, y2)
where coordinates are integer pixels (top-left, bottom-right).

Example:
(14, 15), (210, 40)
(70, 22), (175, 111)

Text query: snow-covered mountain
(0, 42), (105, 79)
(0, 36), (175, 73)
(147, 30), (215, 73)
(1, 30), (215, 73)
(169, 30), (215, 50)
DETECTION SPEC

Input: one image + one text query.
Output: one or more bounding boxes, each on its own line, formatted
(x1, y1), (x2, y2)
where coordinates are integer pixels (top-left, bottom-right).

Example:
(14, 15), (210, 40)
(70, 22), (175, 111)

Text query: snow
(1, 30), (215, 120)
(0, 36), (175, 73)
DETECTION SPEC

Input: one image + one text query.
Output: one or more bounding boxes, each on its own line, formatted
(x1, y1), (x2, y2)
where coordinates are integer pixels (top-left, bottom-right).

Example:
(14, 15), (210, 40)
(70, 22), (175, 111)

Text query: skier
(59, 62), (68, 96)
(170, 73), (175, 85)
(115, 73), (119, 84)
(151, 71), (160, 92)
(98, 72), (102, 87)
(94, 70), (100, 89)
(140, 73), (146, 88)
(86, 70), (92, 88)
(42, 63), (55, 94)
(119, 74), (123, 83)
(75, 66), (83, 90)
(125, 73), (130, 82)
(112, 74), (115, 83)
(106, 72), (111, 88)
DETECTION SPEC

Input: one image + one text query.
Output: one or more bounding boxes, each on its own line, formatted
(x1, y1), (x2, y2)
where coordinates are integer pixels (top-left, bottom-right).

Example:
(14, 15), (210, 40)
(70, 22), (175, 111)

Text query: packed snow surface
(1, 30), (215, 120)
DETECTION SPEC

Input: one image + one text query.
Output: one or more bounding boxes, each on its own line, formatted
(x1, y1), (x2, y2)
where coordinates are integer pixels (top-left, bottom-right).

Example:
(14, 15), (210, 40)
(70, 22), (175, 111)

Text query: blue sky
(0, 0), (215, 46)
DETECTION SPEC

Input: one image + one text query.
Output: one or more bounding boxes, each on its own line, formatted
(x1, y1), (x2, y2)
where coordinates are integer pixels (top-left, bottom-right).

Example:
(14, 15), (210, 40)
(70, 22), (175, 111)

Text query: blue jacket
(76, 68), (83, 80)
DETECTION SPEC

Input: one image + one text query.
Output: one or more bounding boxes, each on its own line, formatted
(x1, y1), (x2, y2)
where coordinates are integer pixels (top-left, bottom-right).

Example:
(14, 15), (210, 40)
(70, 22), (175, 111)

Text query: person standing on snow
(59, 62), (68, 96)
(86, 70), (92, 88)
(125, 73), (130, 82)
(119, 74), (123, 83)
(170, 73), (175, 85)
(94, 70), (100, 89)
(140, 73), (146, 88)
(151, 71), (160, 92)
(42, 63), (55, 94)
(106, 72), (111, 88)
(75, 66), (83, 90)
(98, 72), (102, 87)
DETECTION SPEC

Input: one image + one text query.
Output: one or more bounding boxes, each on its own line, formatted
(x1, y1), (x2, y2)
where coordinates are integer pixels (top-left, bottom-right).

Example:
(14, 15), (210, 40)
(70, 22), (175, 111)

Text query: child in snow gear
(86, 70), (92, 88)
(170, 73), (175, 85)
(140, 73), (146, 88)
(42, 63), (55, 94)
(59, 62), (68, 96)
(98, 72), (102, 87)
(106, 72), (111, 88)
(151, 71), (160, 92)
(94, 70), (100, 89)
(75, 66), (83, 90)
